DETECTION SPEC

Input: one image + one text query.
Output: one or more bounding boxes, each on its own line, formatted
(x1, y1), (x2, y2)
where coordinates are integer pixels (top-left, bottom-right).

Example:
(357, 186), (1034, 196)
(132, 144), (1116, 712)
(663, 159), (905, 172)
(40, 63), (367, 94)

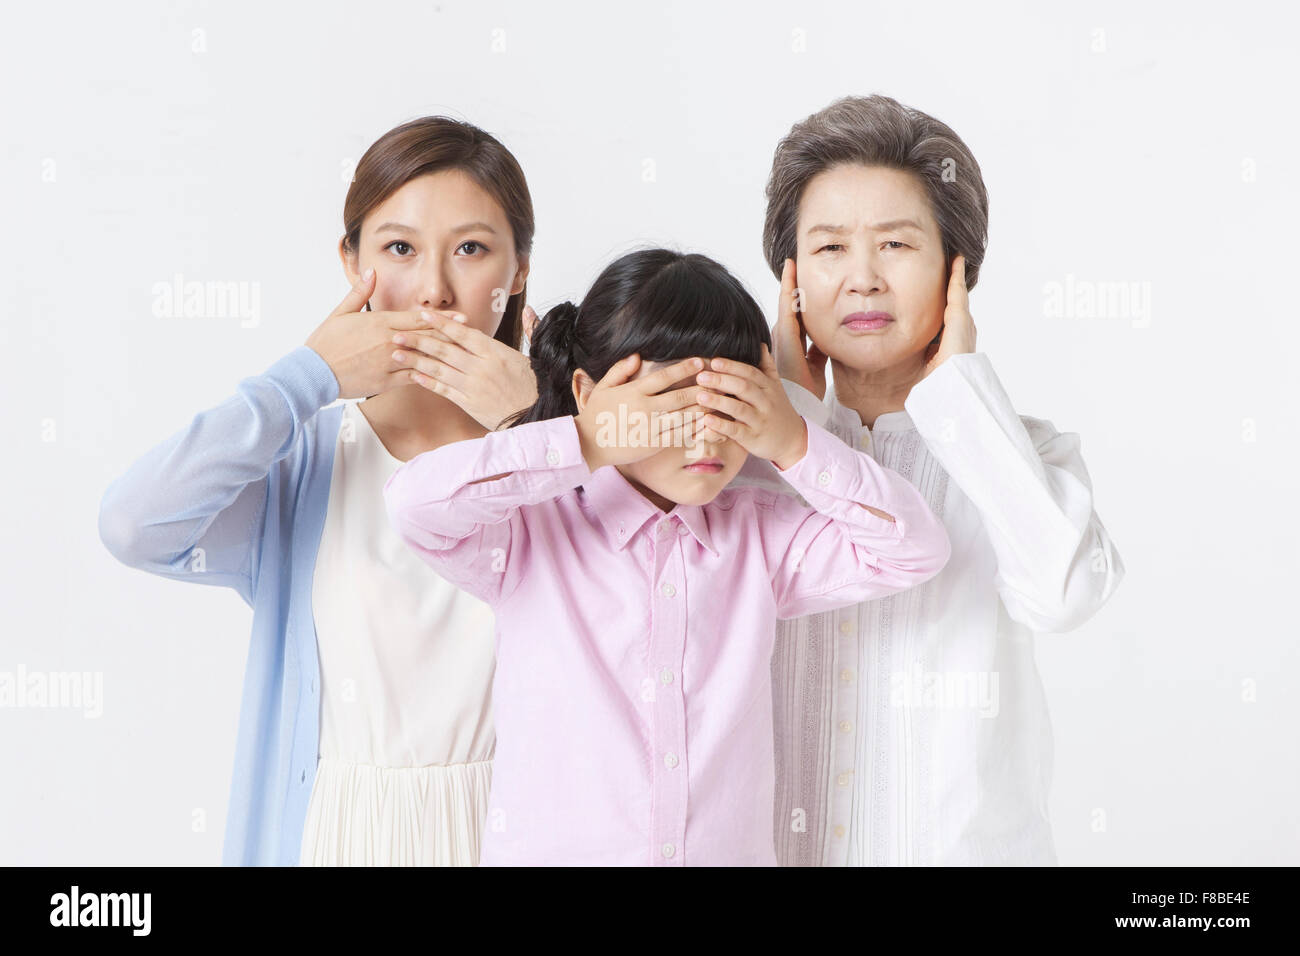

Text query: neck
(830, 355), (925, 430)
(620, 469), (677, 513)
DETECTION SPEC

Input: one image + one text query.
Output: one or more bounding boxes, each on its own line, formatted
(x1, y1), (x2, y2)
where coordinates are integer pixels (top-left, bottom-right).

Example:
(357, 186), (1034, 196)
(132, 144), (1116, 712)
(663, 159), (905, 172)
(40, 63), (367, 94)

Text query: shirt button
(545, 447), (560, 465)
(660, 668), (674, 685)
(300, 769), (307, 783)
(840, 668), (855, 683)
(661, 843), (675, 858)
(677, 524), (688, 536)
(661, 582), (676, 597)
(839, 720), (853, 733)
(834, 824), (846, 839)
(817, 469), (831, 485)
(837, 771), (852, 787)
(664, 752), (679, 769)
(618, 523), (626, 537)
(838, 620), (851, 635)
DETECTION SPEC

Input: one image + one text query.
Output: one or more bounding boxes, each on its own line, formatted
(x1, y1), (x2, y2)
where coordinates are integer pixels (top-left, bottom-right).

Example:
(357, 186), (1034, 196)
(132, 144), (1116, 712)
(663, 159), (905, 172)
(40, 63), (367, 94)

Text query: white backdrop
(2, 0), (1296, 865)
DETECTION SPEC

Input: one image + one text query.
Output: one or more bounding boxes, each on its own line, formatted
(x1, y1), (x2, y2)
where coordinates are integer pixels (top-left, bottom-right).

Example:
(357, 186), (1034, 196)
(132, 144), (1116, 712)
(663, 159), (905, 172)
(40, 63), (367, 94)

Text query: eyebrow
(373, 221), (499, 235)
(805, 218), (924, 236)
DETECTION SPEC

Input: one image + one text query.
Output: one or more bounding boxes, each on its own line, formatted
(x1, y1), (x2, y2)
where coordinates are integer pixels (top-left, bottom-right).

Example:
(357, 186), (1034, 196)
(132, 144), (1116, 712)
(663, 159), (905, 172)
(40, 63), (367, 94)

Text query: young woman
(382, 248), (952, 865)
(98, 117), (540, 865)
(736, 94), (1126, 866)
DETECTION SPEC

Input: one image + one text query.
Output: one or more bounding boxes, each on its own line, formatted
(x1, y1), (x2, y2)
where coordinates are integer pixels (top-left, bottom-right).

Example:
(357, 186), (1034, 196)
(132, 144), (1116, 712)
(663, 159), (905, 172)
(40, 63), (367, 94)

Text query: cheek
(794, 255), (839, 326)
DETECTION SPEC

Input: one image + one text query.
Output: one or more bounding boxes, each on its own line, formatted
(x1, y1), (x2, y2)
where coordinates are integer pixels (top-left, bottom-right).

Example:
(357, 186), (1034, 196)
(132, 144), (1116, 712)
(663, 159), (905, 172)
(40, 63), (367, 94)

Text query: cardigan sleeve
(97, 346), (340, 606)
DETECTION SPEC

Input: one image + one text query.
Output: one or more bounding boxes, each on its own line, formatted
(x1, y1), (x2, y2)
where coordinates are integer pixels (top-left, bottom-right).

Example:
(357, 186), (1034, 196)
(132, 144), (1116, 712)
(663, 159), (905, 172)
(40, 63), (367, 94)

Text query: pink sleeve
(382, 415), (592, 605)
(763, 416), (952, 620)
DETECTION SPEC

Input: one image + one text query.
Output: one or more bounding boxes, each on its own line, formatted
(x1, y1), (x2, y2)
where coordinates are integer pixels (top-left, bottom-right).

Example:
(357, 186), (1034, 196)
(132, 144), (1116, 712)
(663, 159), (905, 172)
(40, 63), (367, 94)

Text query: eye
(458, 240), (489, 256)
(816, 244), (844, 254)
(883, 241), (909, 250)
(384, 240), (414, 256)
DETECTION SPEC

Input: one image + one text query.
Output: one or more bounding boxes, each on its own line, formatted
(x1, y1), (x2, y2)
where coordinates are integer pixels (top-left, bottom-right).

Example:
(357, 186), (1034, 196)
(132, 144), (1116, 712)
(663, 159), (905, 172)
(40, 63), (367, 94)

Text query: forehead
(798, 164), (938, 234)
(363, 169), (511, 238)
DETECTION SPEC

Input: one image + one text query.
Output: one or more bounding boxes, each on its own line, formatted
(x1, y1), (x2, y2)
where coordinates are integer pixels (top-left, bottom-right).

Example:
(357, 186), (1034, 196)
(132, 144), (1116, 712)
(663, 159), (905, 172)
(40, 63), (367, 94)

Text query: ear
(509, 253), (531, 296)
(339, 237), (360, 285)
(571, 368), (595, 412)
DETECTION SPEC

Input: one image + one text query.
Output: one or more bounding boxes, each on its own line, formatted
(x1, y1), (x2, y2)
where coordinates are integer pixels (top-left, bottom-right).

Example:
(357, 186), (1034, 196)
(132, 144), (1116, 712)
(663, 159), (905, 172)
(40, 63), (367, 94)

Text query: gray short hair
(763, 94), (989, 289)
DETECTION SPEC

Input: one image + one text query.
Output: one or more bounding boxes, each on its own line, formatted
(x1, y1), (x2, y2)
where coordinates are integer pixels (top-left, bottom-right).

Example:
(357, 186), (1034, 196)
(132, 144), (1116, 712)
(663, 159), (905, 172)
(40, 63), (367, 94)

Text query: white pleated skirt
(299, 757), (493, 866)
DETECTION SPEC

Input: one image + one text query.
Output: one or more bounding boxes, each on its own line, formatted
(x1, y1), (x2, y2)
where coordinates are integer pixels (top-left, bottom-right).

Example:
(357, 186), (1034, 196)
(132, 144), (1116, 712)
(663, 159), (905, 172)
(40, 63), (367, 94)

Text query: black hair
(503, 248), (772, 428)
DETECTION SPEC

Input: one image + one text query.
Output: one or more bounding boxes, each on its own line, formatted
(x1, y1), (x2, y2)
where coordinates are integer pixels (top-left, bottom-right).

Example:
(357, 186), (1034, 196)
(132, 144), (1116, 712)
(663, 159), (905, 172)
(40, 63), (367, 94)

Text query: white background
(2, 0), (1296, 865)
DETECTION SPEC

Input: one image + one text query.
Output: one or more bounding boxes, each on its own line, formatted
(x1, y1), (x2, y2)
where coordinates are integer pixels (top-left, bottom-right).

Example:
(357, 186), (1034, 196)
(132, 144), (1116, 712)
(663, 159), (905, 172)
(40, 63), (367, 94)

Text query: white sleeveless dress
(299, 400), (497, 865)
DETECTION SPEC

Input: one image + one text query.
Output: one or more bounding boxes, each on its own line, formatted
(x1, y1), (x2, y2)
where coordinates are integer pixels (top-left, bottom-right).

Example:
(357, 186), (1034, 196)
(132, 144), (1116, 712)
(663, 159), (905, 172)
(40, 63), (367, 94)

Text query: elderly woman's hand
(390, 307), (540, 431)
(919, 255), (978, 380)
(773, 258), (831, 400)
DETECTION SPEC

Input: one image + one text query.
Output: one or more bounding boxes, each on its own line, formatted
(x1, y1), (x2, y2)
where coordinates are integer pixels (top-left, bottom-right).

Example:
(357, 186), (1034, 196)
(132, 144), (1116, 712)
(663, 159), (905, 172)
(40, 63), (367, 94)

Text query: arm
(383, 414), (593, 605)
(766, 416), (952, 619)
(97, 346), (340, 605)
(904, 351), (1125, 633)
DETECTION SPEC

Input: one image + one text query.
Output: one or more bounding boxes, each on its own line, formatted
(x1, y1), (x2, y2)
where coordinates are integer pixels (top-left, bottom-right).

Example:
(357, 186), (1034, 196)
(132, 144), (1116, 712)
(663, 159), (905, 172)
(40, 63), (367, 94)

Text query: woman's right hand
(772, 258), (830, 401)
(305, 269), (433, 400)
(574, 355), (708, 470)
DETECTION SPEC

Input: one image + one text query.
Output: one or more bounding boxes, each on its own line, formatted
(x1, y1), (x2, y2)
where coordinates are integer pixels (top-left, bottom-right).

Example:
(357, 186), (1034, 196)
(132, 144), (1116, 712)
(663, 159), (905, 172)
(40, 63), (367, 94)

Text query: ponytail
(500, 301), (582, 428)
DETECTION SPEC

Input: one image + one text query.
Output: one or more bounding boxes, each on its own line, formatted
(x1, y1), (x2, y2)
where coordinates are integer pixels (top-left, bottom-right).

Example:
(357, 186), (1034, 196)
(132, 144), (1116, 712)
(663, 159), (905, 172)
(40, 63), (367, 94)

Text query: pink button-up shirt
(382, 412), (951, 866)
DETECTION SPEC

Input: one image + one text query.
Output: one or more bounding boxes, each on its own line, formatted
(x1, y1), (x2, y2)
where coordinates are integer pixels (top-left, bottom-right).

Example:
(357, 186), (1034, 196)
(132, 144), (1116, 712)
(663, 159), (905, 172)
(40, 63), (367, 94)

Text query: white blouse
(731, 352), (1125, 866)
(300, 400), (497, 866)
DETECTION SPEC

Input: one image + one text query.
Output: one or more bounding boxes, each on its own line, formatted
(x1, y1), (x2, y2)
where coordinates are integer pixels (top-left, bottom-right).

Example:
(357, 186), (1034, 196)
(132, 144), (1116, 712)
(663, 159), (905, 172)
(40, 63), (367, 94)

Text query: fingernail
(419, 311), (432, 322)
(363, 267), (374, 281)
(393, 334), (405, 345)
(451, 313), (466, 323)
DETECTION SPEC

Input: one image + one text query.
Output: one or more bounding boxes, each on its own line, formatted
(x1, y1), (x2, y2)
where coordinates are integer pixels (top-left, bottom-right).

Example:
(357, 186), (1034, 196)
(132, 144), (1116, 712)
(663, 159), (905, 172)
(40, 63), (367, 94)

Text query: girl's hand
(305, 269), (435, 400)
(773, 258), (830, 400)
(692, 343), (809, 471)
(392, 309), (540, 430)
(574, 355), (709, 471)
(919, 254), (977, 381)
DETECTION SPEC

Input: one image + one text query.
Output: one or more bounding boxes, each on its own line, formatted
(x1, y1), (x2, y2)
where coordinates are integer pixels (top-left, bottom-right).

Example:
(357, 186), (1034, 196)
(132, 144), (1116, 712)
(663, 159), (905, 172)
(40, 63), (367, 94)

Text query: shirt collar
(580, 465), (719, 556)
(827, 383), (914, 432)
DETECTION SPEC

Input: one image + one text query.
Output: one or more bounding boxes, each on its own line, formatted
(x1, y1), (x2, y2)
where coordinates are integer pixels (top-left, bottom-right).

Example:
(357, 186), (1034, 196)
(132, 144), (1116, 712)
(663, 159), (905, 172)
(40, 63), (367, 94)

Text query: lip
(842, 310), (894, 330)
(684, 459), (723, 472)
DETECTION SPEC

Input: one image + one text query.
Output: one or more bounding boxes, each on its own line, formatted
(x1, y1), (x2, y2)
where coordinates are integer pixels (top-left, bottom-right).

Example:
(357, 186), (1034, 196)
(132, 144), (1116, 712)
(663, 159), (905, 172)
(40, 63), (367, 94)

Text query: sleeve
(764, 415), (953, 620)
(903, 351), (1125, 633)
(96, 346), (340, 606)
(383, 414), (594, 606)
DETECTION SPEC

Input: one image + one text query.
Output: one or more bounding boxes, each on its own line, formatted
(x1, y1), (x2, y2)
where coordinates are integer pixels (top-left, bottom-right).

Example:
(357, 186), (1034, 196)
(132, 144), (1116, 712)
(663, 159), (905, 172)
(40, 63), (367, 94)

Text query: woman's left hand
(692, 343), (809, 471)
(919, 254), (978, 381)
(390, 308), (539, 430)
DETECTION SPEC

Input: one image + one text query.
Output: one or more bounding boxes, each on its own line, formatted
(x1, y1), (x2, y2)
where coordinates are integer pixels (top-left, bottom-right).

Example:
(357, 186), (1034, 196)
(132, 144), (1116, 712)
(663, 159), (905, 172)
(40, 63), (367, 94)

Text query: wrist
(771, 418), (809, 472)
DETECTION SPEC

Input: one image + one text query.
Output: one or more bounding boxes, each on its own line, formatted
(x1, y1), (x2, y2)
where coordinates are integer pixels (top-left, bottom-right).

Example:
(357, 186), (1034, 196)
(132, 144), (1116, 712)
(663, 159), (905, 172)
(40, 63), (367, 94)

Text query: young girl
(99, 116), (538, 865)
(382, 248), (952, 866)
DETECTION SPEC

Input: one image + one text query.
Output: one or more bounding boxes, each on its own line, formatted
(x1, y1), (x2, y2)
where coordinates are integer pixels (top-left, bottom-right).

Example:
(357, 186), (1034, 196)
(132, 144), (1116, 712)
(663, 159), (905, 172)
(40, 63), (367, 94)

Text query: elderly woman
(733, 94), (1125, 866)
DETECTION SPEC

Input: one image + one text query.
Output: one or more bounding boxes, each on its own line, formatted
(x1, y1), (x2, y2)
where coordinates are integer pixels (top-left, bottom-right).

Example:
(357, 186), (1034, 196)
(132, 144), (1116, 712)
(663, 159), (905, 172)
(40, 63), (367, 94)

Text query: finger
(392, 346), (472, 389)
(702, 356), (765, 391)
(391, 333), (472, 375)
(331, 267), (376, 317)
(637, 356), (707, 396)
(383, 310), (448, 332)
(807, 340), (830, 374)
(947, 254), (969, 308)
(416, 310), (490, 358)
(758, 342), (778, 378)
(695, 389), (757, 428)
(597, 353), (643, 389)
(522, 305), (539, 343)
(405, 366), (472, 407)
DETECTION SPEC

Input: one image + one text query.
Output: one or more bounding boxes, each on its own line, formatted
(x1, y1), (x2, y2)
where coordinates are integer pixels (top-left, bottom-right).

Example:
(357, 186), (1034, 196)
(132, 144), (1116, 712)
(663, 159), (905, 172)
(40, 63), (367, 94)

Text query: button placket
(648, 543), (688, 865)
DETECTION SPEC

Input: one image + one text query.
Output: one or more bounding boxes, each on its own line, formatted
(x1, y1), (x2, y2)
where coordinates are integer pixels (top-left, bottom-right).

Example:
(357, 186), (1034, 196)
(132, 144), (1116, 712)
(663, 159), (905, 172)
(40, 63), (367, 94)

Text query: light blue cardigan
(99, 346), (344, 865)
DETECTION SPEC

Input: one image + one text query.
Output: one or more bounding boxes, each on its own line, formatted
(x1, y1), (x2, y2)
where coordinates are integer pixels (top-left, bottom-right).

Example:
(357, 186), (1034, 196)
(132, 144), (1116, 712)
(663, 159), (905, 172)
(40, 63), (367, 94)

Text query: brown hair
(762, 94), (989, 289)
(342, 116), (535, 348)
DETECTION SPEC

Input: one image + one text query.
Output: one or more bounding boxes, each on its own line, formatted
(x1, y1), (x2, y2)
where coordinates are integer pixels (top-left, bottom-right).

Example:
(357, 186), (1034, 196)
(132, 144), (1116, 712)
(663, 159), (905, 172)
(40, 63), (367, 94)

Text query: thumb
(332, 267), (375, 317)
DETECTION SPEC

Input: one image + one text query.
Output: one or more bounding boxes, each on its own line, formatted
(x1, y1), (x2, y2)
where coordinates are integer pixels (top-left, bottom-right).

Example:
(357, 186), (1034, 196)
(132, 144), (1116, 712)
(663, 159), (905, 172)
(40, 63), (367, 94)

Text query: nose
(419, 259), (455, 311)
(846, 246), (886, 300)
